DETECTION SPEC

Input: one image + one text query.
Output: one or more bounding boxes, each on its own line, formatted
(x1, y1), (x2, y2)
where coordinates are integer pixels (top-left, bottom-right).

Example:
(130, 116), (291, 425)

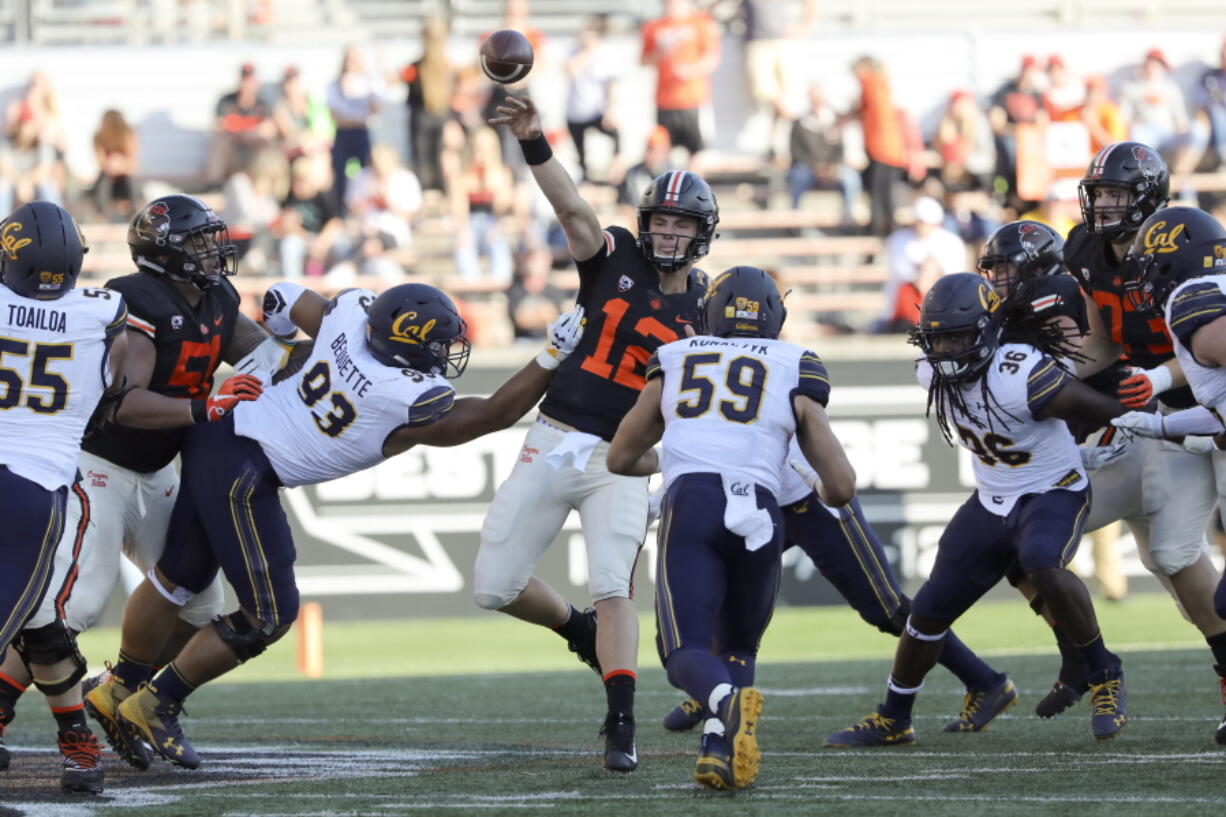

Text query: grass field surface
(2, 593), (1223, 816)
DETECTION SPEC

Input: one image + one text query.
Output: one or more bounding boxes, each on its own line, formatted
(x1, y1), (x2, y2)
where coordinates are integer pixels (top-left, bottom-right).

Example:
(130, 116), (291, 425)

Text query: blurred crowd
(2, 0), (1225, 344)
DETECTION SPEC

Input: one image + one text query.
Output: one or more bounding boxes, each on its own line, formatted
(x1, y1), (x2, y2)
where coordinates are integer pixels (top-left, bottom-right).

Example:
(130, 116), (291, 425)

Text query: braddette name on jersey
(6, 303), (68, 333)
(329, 331), (373, 399)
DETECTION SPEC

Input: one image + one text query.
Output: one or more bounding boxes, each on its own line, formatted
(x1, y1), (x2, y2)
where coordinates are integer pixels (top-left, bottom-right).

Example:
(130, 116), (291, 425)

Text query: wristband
(535, 347), (561, 370)
(190, 399), (208, 424)
(519, 135), (553, 166)
(1141, 365), (1174, 396)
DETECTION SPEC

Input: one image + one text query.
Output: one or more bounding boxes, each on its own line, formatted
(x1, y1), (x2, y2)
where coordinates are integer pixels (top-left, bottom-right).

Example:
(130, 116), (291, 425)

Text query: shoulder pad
(1168, 280), (1226, 350)
(406, 384), (456, 427)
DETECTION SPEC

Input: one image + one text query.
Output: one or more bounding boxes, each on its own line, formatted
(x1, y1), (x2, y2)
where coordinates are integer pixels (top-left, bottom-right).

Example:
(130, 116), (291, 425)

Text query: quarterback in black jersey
(483, 94), (715, 772)
(1047, 143), (1226, 739)
(0, 195), (277, 784)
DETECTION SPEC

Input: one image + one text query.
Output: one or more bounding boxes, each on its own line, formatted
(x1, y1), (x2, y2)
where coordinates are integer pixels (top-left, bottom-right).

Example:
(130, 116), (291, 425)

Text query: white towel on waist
(545, 430), (602, 472)
(722, 474), (774, 551)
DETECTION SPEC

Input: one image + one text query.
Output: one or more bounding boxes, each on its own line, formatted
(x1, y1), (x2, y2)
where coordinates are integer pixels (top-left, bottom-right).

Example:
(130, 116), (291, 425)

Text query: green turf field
(3, 593), (1224, 816)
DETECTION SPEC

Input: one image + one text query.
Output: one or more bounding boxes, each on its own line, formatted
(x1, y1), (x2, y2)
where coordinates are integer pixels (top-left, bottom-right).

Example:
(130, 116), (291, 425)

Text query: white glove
(262, 282), (306, 338)
(1110, 410), (1165, 439)
(787, 455), (822, 494)
(647, 484), (664, 527)
(536, 305), (586, 370)
(1079, 440), (1128, 470)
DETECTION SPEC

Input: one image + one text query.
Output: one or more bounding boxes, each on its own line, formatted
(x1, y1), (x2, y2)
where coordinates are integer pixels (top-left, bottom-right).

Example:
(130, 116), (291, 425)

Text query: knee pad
(13, 621), (87, 696)
(473, 590), (515, 611)
(211, 610), (290, 664)
(1150, 546), (1201, 578)
(148, 568), (195, 607)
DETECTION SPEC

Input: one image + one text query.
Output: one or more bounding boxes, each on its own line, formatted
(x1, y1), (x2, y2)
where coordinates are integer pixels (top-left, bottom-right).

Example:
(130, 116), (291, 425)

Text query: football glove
(647, 484), (664, 527)
(191, 374), (263, 423)
(536, 305), (585, 370)
(1117, 365), (1173, 409)
(787, 455), (823, 495)
(1079, 440), (1128, 470)
(1110, 410), (1164, 439)
(262, 282), (307, 338)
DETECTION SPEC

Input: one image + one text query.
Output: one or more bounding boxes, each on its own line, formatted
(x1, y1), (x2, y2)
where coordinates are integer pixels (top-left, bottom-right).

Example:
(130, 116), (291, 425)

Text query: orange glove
(191, 373), (264, 423)
(1117, 366), (1173, 409)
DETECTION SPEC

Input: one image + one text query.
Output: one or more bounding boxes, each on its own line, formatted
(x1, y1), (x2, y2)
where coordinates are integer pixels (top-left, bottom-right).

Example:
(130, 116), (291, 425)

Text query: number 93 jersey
(917, 343), (1085, 514)
(649, 336), (830, 499)
(232, 289), (456, 488)
(0, 285), (126, 490)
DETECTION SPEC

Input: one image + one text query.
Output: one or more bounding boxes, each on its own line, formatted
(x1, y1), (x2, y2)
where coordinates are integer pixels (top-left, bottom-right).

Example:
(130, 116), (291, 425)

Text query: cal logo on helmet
(1142, 219), (1186, 255)
(977, 281), (1002, 313)
(1, 222), (31, 260)
(390, 311), (437, 346)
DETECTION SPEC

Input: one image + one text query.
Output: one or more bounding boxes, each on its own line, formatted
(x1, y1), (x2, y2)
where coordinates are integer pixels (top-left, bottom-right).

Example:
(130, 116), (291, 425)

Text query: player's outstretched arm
(488, 95), (603, 261)
(383, 306), (585, 456)
(794, 394), (856, 507)
(607, 379), (665, 476)
(1035, 374), (1127, 427)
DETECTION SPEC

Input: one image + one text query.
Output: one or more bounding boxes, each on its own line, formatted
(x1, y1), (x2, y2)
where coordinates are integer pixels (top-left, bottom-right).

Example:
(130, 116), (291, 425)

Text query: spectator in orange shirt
(1082, 75), (1127, 155)
(641, 0), (721, 162)
(1042, 54), (1085, 122)
(206, 63), (276, 185)
(852, 56), (907, 236)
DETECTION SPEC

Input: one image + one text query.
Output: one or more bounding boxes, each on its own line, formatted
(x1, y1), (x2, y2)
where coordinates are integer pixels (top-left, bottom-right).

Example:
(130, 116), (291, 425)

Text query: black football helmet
(366, 283), (471, 378)
(0, 201), (88, 300)
(1079, 141), (1170, 243)
(977, 220), (1065, 300)
(910, 272), (1004, 382)
(1125, 206), (1226, 312)
(128, 194), (236, 289)
(636, 170), (719, 273)
(701, 266), (786, 339)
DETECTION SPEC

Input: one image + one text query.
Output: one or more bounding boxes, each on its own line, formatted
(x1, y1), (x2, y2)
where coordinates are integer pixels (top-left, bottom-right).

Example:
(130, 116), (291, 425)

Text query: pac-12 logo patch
(171, 315), (183, 330)
(618, 275), (633, 293)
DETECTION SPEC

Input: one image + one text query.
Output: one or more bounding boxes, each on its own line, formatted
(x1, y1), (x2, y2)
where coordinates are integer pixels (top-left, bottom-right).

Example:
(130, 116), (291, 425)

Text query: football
(479, 29), (534, 85)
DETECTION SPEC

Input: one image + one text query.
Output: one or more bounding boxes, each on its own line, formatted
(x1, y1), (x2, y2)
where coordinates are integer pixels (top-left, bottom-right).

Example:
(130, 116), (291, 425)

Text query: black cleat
(1035, 681), (1085, 718)
(1215, 668), (1226, 746)
(663, 697), (705, 732)
(693, 731), (734, 790)
(0, 729), (9, 772)
(599, 712), (637, 772)
(1089, 671), (1127, 741)
(566, 607), (601, 676)
(57, 729), (104, 794)
(944, 676), (1018, 732)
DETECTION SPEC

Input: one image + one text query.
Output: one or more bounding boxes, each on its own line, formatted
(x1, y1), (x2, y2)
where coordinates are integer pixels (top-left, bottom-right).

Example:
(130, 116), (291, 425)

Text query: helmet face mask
(1079, 141), (1170, 243)
(916, 327), (986, 379)
(635, 171), (719, 274)
(365, 283), (471, 379)
(976, 220), (1065, 302)
(909, 272), (1004, 383)
(129, 195), (237, 289)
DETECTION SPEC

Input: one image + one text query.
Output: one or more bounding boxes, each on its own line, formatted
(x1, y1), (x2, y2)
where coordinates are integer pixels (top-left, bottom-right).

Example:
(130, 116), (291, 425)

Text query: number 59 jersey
(917, 342), (1085, 514)
(649, 336), (831, 499)
(232, 289), (457, 488)
(0, 285), (126, 491)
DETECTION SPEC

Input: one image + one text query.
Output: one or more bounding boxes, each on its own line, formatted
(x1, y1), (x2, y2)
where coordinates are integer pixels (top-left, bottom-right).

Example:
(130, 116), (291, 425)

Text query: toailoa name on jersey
(6, 304), (67, 333)
(330, 332), (373, 398)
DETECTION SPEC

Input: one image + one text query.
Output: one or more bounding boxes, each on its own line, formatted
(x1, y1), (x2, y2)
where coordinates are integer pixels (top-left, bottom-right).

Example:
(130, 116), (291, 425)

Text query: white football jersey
(1166, 273), (1226, 413)
(650, 336), (830, 499)
(0, 285), (125, 490)
(917, 342), (1085, 515)
(233, 289), (456, 488)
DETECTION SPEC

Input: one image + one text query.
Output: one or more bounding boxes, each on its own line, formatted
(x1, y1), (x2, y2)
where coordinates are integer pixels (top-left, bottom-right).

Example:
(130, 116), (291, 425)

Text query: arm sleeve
(1026, 354), (1072, 418)
(406, 385), (457, 427)
(1161, 405), (1226, 437)
(795, 350), (831, 406)
(1167, 281), (1226, 350)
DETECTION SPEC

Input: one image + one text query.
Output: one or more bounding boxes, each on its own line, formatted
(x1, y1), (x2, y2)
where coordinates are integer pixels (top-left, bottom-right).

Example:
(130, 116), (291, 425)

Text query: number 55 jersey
(917, 343), (1085, 514)
(650, 336), (830, 499)
(232, 288), (456, 487)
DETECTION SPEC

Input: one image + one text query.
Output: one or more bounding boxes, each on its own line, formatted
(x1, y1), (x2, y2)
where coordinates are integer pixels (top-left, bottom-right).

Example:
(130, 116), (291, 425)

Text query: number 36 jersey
(917, 343), (1085, 515)
(649, 336), (831, 499)
(233, 289), (457, 488)
(539, 226), (705, 441)
(0, 284), (126, 491)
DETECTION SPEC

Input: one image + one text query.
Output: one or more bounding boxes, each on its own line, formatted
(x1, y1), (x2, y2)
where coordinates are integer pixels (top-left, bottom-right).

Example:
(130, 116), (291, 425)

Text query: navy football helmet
(1126, 206), (1226, 312)
(1079, 141), (1169, 243)
(0, 201), (88, 300)
(128, 194), (236, 289)
(910, 272), (1004, 382)
(366, 283), (471, 378)
(977, 220), (1065, 300)
(701, 266), (786, 339)
(636, 171), (719, 273)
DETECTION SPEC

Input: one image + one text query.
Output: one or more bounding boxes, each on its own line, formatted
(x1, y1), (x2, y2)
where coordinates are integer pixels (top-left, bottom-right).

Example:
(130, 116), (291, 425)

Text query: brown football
(479, 29), (534, 85)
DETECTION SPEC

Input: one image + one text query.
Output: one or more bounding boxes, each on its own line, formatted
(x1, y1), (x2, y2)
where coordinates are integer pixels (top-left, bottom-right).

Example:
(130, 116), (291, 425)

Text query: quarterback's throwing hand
(536, 305), (585, 370)
(1110, 410), (1164, 439)
(488, 95), (542, 140)
(193, 373), (264, 423)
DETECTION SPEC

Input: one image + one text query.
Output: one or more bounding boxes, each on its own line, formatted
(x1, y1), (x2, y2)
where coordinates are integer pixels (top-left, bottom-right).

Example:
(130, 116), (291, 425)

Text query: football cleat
(85, 674), (152, 770)
(824, 710), (916, 748)
(80, 666), (112, 700)
(567, 607), (601, 676)
(117, 686), (201, 770)
(1089, 673), (1127, 741)
(0, 729), (9, 772)
(599, 712), (637, 772)
(57, 729), (104, 794)
(721, 687), (763, 788)
(663, 698), (705, 732)
(1035, 681), (1085, 719)
(1214, 668), (1226, 746)
(693, 731), (734, 790)
(943, 676), (1018, 732)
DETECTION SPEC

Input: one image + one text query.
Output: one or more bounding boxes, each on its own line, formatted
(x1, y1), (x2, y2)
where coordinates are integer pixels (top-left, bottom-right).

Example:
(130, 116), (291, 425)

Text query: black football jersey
(1065, 223), (1195, 408)
(1019, 272), (1088, 334)
(540, 226), (705, 440)
(83, 273), (241, 472)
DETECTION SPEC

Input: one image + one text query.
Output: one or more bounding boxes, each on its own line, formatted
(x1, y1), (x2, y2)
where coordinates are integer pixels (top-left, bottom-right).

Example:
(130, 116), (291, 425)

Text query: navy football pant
(913, 488), (1091, 627)
(656, 474), (783, 709)
(158, 416), (299, 629)
(0, 466), (67, 651)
